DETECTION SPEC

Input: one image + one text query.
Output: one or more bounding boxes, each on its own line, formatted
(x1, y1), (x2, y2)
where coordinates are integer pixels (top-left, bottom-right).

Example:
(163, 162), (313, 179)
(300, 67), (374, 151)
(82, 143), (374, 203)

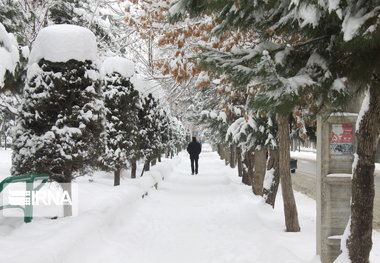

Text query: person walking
(187, 137), (202, 175)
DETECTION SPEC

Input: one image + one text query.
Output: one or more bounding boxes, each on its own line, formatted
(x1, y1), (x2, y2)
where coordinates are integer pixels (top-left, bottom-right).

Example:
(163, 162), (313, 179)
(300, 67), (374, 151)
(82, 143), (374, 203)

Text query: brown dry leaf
(178, 40), (184, 48)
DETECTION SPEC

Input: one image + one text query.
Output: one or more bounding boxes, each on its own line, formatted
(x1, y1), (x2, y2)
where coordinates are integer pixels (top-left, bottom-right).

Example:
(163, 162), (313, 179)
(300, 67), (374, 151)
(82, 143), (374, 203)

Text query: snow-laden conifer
(99, 57), (141, 184)
(12, 25), (104, 183)
(138, 93), (162, 175)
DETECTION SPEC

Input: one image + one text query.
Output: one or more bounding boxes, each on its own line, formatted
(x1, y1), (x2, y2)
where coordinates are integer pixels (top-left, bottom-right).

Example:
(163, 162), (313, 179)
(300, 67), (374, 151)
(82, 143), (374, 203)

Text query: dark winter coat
(187, 137), (202, 159)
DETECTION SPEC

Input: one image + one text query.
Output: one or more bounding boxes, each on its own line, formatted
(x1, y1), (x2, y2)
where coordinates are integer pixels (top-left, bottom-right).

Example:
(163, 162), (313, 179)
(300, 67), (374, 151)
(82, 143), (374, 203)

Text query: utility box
(316, 113), (357, 263)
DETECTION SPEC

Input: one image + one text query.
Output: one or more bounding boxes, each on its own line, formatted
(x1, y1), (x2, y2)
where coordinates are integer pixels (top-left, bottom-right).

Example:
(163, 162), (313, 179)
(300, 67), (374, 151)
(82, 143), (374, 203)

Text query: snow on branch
(0, 23), (19, 88)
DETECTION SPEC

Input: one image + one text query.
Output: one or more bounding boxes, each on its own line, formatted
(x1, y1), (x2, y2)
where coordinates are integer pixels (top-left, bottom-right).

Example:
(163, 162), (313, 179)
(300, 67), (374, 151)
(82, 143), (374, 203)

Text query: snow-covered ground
(0, 147), (379, 262)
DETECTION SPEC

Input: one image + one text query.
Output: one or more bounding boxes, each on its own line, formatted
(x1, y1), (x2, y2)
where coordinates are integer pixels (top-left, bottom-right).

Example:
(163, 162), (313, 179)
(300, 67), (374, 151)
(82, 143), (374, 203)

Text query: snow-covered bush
(99, 57), (141, 183)
(12, 25), (105, 182)
(137, 93), (162, 172)
(169, 116), (187, 154)
(0, 22), (19, 89)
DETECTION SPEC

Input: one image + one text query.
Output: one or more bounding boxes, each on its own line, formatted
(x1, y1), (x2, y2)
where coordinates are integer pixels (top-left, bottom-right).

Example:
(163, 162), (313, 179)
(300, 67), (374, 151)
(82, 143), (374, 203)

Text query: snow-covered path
(62, 151), (319, 263)
(1, 148), (379, 263)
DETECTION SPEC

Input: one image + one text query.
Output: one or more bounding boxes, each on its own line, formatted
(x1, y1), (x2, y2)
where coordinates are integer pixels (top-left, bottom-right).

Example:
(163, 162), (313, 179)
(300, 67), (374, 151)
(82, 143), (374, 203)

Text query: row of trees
(1, 18), (187, 187)
(11, 54), (186, 185)
(166, 1), (379, 262)
(100, 58), (188, 184)
(124, 0), (304, 232)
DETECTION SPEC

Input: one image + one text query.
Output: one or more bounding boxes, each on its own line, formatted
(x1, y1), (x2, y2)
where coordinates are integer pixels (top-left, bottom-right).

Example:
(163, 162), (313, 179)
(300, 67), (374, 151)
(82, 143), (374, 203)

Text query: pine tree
(100, 57), (140, 185)
(138, 93), (162, 175)
(12, 25), (104, 184)
(156, 108), (171, 162)
(167, 116), (187, 157)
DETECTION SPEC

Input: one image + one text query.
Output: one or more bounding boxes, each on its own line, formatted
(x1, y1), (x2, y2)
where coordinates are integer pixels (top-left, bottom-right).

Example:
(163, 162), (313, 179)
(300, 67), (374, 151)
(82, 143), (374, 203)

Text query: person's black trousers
(190, 157), (199, 174)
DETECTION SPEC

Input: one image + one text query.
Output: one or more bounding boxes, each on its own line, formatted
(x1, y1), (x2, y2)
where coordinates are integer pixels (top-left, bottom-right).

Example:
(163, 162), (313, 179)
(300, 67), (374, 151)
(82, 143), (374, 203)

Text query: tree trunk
(158, 154), (161, 162)
(252, 148), (266, 196)
(224, 145), (231, 166)
(151, 157), (157, 166)
(278, 113), (300, 232)
(145, 159), (150, 172)
(347, 86), (380, 263)
(219, 144), (225, 160)
(237, 147), (243, 177)
(230, 145), (236, 168)
(242, 151), (252, 185)
(263, 149), (280, 208)
(114, 168), (121, 186)
(140, 159), (150, 177)
(131, 159), (137, 179)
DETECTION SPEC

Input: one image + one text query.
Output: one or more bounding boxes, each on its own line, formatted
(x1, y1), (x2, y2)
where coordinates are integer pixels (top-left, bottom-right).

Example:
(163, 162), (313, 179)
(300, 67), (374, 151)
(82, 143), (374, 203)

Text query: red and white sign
(330, 124), (354, 158)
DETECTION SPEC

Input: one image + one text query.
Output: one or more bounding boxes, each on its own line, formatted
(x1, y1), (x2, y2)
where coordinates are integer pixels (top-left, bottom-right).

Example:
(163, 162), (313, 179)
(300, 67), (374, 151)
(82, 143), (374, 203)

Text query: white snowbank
(100, 57), (135, 79)
(29, 24), (98, 65)
(0, 23), (19, 88)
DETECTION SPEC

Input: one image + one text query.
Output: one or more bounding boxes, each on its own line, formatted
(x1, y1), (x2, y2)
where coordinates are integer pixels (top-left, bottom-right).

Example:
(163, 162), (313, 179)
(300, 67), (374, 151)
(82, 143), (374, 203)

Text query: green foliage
(0, 0), (29, 44)
(2, 52), (28, 94)
(138, 94), (162, 160)
(12, 59), (105, 182)
(100, 72), (141, 170)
